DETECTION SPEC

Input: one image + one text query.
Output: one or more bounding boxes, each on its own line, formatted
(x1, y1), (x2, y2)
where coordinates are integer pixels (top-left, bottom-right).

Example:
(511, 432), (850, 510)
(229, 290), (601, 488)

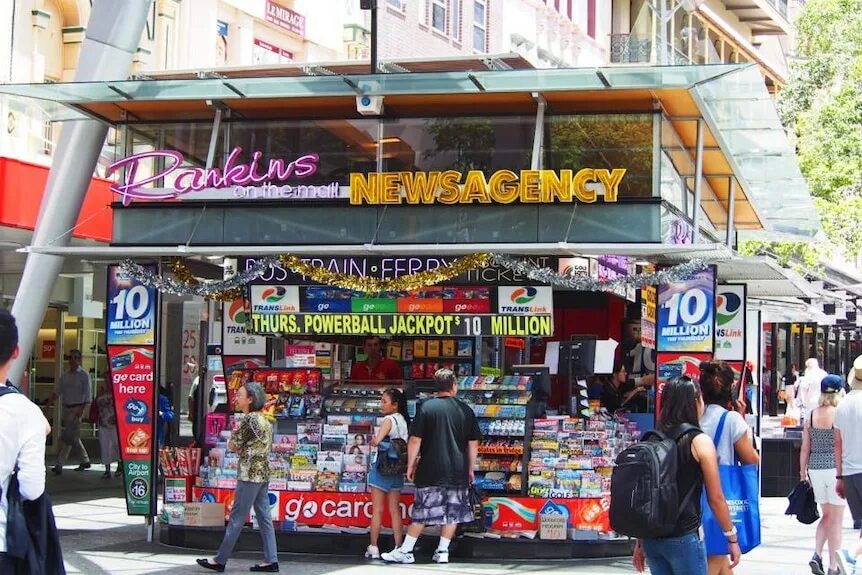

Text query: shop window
(380, 115), (534, 174)
(473, 0), (487, 52)
(544, 113), (655, 198)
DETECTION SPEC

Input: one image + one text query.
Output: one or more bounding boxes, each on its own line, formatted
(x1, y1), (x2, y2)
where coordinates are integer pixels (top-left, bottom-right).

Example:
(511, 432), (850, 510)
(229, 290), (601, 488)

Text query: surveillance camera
(356, 94), (384, 116)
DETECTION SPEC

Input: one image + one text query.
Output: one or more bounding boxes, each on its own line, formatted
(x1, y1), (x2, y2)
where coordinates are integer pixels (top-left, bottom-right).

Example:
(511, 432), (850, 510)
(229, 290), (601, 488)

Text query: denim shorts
(368, 464), (404, 493)
(641, 531), (707, 575)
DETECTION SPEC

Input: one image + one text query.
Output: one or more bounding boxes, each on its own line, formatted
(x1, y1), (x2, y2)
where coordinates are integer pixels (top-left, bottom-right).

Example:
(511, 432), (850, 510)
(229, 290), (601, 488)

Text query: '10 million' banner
(106, 264), (159, 516)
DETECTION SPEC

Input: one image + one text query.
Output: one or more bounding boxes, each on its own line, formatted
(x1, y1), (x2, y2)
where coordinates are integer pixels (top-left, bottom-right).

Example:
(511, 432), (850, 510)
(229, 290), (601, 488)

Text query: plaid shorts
(411, 486), (473, 526)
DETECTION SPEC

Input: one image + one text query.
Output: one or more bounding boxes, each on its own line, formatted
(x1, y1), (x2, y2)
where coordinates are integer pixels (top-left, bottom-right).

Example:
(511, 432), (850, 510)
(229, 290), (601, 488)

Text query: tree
(777, 0), (862, 256)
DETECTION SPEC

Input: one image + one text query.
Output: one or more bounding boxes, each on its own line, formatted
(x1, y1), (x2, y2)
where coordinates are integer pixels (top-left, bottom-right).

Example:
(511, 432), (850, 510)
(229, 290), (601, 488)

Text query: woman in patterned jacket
(198, 381), (278, 572)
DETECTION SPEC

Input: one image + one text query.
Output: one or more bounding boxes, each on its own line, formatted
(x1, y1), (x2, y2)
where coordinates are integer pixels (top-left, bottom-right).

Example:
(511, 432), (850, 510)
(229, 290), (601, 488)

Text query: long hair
(384, 387), (410, 426)
(659, 376), (701, 431)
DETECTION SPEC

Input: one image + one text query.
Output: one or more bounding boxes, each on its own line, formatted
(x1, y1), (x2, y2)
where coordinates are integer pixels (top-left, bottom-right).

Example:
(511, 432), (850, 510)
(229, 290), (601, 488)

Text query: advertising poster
(189, 489), (610, 532)
(108, 345), (156, 515)
(641, 285), (656, 349)
(106, 264), (157, 345)
(714, 284), (746, 361)
(223, 297), (267, 355)
(657, 267), (715, 353)
(655, 352), (712, 419)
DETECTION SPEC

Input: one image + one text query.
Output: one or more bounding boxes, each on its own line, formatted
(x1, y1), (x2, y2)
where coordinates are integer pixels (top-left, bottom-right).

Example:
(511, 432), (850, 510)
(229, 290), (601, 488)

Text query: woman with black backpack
(365, 387), (410, 560)
(632, 377), (742, 575)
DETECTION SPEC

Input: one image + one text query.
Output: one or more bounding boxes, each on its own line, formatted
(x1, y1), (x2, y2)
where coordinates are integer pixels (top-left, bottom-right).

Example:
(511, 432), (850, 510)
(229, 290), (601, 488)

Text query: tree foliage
(778, 0), (862, 255)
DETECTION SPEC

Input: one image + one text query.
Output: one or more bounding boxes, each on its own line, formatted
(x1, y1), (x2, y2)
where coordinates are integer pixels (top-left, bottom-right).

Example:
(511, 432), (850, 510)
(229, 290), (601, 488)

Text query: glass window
(386, 0), (405, 10)
(380, 115), (535, 174)
(451, 0), (462, 41)
(473, 0), (487, 51)
(432, 0), (447, 32)
(545, 113), (655, 198)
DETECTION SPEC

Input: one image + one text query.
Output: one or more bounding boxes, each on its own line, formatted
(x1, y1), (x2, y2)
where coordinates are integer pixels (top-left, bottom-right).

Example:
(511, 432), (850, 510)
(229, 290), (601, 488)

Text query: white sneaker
(381, 548), (415, 564)
(432, 550), (450, 564)
(365, 545), (380, 559)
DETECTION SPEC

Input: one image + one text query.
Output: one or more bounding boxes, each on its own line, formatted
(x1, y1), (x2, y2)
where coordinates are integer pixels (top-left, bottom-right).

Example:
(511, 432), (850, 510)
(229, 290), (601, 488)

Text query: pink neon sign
(106, 147), (319, 205)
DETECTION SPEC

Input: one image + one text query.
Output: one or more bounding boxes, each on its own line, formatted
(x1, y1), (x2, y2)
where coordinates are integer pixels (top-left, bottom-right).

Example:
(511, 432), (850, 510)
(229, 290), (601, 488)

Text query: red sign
(41, 340), (56, 359)
(189, 489), (611, 532)
(108, 346), (156, 459)
(253, 38), (294, 60)
(484, 496), (610, 532)
(264, 1), (305, 36)
(655, 352), (711, 419)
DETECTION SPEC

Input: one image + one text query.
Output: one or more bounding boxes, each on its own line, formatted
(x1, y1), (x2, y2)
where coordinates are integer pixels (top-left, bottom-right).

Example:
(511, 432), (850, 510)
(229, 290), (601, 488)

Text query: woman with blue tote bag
(698, 361), (761, 575)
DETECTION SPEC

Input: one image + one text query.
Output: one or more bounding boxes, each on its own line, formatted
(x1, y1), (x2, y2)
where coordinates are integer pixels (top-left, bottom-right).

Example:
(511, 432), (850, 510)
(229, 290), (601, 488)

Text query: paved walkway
(49, 464), (858, 574)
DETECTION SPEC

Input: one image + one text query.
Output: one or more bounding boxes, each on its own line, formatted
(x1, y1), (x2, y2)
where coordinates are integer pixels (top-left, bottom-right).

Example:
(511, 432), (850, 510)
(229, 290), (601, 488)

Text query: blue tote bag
(700, 410), (761, 555)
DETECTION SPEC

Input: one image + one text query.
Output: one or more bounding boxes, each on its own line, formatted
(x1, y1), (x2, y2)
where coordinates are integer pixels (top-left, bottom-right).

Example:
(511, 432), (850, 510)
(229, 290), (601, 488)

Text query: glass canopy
(0, 62), (819, 238)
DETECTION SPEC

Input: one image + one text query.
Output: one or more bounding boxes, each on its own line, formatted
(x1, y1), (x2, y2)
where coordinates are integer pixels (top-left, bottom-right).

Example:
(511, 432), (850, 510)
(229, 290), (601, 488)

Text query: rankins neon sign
(107, 147), (327, 205)
(349, 169), (626, 205)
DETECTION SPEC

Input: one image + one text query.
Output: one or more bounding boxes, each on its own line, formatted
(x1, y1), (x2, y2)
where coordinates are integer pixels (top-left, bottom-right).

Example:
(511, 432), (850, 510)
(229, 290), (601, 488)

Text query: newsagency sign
(251, 313), (553, 337)
(107, 147), (625, 206)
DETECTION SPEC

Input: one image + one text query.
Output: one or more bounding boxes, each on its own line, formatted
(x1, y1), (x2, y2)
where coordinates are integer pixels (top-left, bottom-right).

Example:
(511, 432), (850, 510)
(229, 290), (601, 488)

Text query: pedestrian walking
(632, 377), (741, 575)
(835, 356), (862, 574)
(698, 360), (761, 575)
(0, 310), (53, 572)
(95, 382), (120, 479)
(800, 374), (845, 575)
(197, 382), (278, 572)
(51, 349), (91, 474)
(382, 369), (481, 565)
(365, 387), (410, 559)
(799, 359), (828, 425)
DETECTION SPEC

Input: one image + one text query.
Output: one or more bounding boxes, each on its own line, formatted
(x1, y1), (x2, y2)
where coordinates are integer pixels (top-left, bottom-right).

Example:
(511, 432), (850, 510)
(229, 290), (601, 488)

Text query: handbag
(700, 411), (761, 555)
(87, 401), (99, 425)
(5, 468), (31, 559)
(786, 480), (819, 525)
(459, 485), (486, 533)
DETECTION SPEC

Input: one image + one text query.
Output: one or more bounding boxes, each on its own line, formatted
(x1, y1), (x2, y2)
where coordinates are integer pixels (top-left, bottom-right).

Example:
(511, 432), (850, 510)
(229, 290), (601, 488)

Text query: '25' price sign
(656, 269), (715, 353)
(107, 265), (158, 346)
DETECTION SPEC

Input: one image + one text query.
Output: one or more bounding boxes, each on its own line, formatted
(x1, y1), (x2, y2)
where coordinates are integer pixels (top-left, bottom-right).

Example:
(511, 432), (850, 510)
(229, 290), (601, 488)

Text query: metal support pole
(692, 119), (704, 243)
(370, 1), (378, 74)
(9, 0), (153, 385)
(205, 108), (223, 169)
(530, 92), (547, 170)
(726, 177), (736, 248)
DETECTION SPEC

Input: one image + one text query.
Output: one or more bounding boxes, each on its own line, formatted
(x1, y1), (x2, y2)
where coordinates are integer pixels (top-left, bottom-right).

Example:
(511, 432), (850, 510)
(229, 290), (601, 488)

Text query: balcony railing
(609, 34), (652, 64)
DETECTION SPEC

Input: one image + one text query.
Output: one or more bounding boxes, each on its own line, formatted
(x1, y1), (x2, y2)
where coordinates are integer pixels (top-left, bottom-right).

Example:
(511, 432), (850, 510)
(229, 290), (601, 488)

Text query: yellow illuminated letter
(573, 168), (597, 203)
(595, 168), (626, 202)
(350, 173), (378, 205)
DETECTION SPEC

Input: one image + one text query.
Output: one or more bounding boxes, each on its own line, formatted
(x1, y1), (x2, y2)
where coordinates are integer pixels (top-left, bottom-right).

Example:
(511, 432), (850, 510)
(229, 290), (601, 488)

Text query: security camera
(356, 94), (384, 116)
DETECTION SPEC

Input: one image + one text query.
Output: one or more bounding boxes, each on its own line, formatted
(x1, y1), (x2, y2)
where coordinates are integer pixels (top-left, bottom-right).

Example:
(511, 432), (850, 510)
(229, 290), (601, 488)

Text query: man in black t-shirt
(381, 369), (481, 565)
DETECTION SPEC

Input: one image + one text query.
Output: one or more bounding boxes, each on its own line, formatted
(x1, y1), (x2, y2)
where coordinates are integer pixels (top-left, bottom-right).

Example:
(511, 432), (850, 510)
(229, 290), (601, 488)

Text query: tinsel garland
(119, 257), (278, 302)
(120, 253), (708, 301)
(489, 254), (707, 290)
(278, 253), (493, 293)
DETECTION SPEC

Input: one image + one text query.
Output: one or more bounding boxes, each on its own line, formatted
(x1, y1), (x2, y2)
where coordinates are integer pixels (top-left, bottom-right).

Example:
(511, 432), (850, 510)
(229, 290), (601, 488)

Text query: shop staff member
(350, 336), (402, 382)
(51, 349), (92, 474)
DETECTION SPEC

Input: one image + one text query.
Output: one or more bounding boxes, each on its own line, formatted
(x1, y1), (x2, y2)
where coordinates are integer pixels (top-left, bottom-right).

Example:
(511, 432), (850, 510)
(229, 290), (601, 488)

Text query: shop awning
(714, 256), (822, 299)
(0, 58), (818, 238)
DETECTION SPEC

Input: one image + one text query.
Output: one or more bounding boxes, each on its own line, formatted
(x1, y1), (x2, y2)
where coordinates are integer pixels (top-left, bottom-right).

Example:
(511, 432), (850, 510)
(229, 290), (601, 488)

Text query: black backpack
(609, 424), (701, 539)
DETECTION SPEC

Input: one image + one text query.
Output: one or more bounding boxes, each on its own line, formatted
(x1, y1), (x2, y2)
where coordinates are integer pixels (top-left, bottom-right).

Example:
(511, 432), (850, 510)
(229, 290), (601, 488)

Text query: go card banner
(107, 264), (157, 345)
(657, 267), (716, 353)
(108, 344), (156, 515)
(715, 284), (746, 361)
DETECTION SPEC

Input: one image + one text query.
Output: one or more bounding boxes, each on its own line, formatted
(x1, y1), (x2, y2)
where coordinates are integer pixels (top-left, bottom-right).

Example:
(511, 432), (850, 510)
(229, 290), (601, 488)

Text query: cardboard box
(184, 503), (226, 527)
(539, 513), (567, 540)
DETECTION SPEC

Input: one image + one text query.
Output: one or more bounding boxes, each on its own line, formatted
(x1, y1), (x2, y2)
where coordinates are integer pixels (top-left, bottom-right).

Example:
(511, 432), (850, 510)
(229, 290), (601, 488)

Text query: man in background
(51, 349), (92, 474)
(382, 369), (481, 565)
(836, 355), (862, 573)
(349, 336), (401, 382)
(798, 357), (827, 425)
